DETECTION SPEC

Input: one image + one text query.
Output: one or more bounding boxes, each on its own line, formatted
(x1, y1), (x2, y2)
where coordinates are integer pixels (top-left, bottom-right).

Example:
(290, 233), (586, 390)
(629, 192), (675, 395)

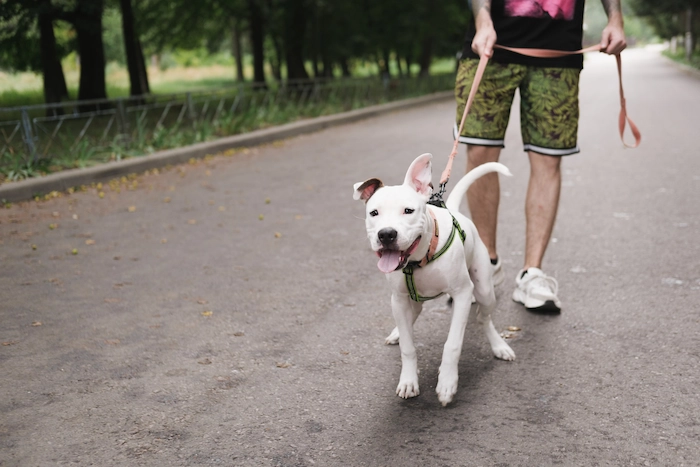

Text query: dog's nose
(378, 228), (398, 245)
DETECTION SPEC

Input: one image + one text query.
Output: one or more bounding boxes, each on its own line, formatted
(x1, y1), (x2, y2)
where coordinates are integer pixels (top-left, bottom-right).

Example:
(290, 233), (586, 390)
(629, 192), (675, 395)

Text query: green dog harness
(402, 211), (466, 302)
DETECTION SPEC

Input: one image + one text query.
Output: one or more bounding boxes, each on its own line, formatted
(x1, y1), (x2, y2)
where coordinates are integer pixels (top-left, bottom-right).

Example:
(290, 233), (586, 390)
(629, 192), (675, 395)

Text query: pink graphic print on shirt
(504, 0), (575, 20)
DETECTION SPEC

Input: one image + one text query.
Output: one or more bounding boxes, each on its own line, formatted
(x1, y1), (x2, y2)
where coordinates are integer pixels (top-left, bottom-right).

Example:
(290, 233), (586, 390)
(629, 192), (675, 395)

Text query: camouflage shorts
(454, 59), (581, 156)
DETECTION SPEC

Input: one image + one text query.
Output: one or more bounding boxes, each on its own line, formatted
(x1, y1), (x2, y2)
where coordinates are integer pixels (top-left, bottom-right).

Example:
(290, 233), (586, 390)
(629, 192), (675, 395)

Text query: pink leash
(439, 44), (641, 191)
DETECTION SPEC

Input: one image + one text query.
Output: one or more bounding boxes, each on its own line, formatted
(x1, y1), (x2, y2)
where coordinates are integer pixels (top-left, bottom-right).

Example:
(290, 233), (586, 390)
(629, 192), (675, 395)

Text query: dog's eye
(404, 208), (415, 214)
(369, 210), (379, 217)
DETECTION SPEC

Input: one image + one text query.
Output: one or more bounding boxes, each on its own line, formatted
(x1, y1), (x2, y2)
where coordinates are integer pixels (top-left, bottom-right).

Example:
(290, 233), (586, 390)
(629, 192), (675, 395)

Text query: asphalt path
(1, 48), (699, 466)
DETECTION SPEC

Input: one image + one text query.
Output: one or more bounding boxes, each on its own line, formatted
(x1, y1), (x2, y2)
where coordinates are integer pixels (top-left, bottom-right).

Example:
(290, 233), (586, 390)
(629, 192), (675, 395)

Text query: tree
(119, 0), (149, 97)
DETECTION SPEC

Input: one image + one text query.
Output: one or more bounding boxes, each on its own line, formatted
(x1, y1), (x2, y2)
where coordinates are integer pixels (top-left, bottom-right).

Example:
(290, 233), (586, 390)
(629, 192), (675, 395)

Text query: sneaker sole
(512, 290), (561, 314)
(524, 300), (561, 314)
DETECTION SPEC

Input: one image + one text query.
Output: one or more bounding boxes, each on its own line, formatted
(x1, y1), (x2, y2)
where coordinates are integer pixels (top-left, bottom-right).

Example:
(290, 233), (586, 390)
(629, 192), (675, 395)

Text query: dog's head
(353, 153), (433, 273)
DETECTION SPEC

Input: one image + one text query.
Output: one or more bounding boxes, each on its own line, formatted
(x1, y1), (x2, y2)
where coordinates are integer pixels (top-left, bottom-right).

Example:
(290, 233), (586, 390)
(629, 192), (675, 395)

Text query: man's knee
(528, 151), (562, 175)
(467, 145), (501, 166)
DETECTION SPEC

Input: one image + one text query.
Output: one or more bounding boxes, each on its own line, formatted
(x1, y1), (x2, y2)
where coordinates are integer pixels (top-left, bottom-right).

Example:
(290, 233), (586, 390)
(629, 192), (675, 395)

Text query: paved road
(1, 48), (698, 466)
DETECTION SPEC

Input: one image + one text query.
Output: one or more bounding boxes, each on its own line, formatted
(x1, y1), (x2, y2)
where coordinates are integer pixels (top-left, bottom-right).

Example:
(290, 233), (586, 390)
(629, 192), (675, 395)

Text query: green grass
(0, 62), (457, 183)
(0, 58), (457, 108)
(663, 48), (700, 71)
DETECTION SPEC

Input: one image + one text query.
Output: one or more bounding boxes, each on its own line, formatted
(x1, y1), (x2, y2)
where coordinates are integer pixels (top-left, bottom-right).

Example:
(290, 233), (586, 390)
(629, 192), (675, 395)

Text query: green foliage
(0, 151), (51, 181)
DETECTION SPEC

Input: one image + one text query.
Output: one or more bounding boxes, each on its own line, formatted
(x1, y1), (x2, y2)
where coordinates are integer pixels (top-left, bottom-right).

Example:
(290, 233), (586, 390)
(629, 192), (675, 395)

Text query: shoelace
(524, 271), (559, 294)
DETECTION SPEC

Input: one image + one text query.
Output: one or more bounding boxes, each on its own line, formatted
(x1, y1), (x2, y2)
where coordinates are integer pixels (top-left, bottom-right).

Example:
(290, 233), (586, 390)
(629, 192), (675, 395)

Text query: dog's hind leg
(471, 243), (516, 361)
(391, 296), (422, 399)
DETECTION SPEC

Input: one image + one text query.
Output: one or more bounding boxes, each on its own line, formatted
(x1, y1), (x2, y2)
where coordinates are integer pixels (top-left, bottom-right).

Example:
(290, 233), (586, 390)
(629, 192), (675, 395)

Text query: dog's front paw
(384, 327), (400, 345)
(396, 379), (420, 399)
(436, 372), (459, 406)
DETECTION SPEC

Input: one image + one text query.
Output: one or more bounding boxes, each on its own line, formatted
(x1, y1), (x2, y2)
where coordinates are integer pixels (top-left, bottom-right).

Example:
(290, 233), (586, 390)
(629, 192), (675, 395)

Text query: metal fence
(0, 73), (455, 173)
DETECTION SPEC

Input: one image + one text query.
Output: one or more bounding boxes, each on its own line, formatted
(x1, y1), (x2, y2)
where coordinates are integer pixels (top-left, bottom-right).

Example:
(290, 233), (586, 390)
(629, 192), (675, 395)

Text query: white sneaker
(512, 267), (561, 313)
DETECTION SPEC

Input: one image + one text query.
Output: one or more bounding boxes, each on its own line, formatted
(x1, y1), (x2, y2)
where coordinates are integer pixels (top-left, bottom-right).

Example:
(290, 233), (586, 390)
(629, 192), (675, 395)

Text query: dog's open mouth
(376, 236), (422, 273)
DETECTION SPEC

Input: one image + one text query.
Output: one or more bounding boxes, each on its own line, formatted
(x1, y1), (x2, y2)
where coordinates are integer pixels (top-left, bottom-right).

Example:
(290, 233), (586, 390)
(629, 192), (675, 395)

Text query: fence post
(20, 107), (37, 160)
(186, 93), (197, 122)
(116, 98), (130, 145)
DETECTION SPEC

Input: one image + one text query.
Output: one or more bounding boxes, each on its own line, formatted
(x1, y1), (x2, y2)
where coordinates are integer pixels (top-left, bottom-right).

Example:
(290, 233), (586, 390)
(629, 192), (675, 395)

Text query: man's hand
(600, 1), (627, 55)
(600, 21), (627, 55)
(471, 0), (496, 58)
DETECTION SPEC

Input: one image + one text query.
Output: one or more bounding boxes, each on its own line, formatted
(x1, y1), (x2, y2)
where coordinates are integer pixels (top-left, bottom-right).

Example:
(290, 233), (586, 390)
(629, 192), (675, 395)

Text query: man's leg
(523, 151), (562, 270)
(466, 144), (502, 261)
(511, 150), (563, 313)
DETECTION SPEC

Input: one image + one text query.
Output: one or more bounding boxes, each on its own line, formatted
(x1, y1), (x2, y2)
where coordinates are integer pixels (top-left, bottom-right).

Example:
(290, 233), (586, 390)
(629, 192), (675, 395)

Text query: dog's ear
(353, 178), (383, 202)
(404, 153), (433, 198)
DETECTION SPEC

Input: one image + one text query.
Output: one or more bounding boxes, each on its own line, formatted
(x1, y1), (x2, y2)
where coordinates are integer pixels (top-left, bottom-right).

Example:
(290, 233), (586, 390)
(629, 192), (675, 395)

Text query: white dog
(353, 153), (515, 406)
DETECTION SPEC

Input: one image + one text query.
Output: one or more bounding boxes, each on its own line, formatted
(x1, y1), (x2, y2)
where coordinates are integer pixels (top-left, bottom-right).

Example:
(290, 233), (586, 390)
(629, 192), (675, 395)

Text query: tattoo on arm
(600, 0), (622, 17)
(472, 0), (491, 17)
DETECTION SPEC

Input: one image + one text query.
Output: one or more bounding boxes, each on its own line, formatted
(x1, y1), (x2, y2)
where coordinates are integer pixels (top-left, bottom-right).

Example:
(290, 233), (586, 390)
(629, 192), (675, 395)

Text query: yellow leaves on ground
(501, 326), (522, 340)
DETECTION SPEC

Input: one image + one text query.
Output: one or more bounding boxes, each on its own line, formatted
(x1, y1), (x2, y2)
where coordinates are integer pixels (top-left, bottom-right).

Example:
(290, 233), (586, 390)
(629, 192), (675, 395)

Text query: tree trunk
(231, 20), (245, 82)
(73, 0), (107, 108)
(271, 36), (283, 82)
(339, 56), (351, 77)
(686, 7), (694, 63)
(381, 49), (391, 78)
(37, 9), (68, 114)
(418, 36), (433, 77)
(248, 0), (266, 86)
(135, 37), (150, 94)
(119, 0), (148, 98)
(283, 0), (309, 81)
(395, 52), (404, 78)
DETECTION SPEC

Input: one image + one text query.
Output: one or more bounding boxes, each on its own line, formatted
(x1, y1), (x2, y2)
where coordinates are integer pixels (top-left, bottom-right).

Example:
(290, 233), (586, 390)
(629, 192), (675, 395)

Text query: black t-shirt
(462, 0), (586, 69)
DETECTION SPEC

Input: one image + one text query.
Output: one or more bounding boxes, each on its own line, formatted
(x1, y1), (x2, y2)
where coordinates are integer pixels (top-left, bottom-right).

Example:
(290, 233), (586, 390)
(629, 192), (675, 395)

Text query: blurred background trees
(0, 0), (697, 106)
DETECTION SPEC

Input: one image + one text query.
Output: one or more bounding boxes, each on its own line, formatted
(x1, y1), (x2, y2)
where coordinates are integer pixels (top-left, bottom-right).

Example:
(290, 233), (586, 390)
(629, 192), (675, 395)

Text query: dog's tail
(445, 162), (512, 213)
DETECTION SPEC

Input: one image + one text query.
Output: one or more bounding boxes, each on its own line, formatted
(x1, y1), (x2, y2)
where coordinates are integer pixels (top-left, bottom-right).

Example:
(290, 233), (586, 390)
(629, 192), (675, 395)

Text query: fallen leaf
(98, 191), (105, 198)
(187, 219), (197, 225)
(71, 248), (78, 255)
(258, 214), (264, 221)
(49, 223), (57, 230)
(233, 331), (245, 337)
(128, 206), (136, 212)
(31, 244), (37, 250)
(85, 239), (95, 245)
(276, 361), (291, 368)
(201, 311), (213, 317)
(2, 341), (18, 346)
(265, 198), (271, 204)
(31, 321), (42, 327)
(507, 326), (521, 332)
(274, 232), (281, 238)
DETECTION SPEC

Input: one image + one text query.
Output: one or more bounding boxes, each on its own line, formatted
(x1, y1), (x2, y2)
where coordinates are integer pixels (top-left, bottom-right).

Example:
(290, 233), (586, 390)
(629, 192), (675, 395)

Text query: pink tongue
(377, 250), (402, 273)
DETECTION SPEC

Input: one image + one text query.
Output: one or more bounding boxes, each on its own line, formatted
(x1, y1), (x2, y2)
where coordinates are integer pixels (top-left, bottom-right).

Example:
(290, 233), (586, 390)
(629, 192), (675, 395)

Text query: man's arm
(471, 0), (496, 57)
(600, 0), (627, 54)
